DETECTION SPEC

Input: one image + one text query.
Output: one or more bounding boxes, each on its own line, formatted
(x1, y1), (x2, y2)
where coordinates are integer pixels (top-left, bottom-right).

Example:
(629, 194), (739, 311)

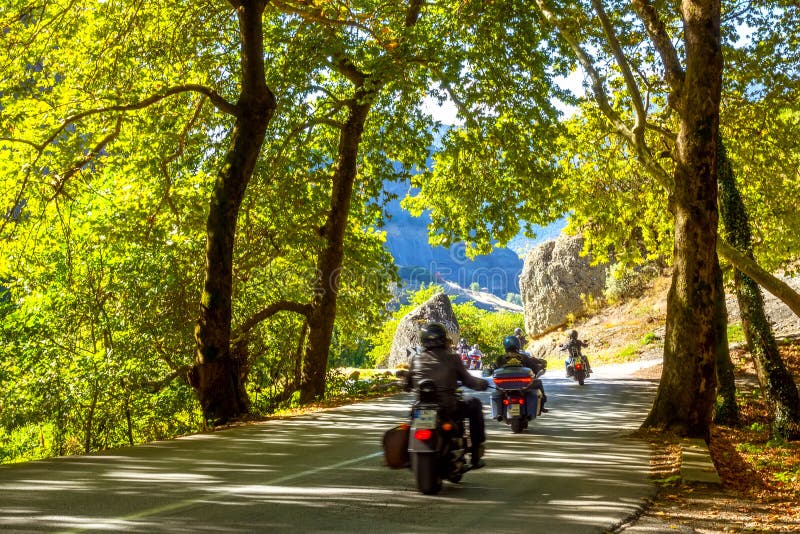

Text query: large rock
(519, 234), (607, 337)
(385, 292), (459, 368)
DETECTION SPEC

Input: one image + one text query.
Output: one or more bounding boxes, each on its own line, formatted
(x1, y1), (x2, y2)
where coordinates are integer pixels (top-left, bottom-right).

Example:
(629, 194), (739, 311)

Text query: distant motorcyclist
(467, 344), (483, 369)
(493, 335), (548, 413)
(560, 329), (592, 375)
(404, 322), (489, 468)
(456, 337), (470, 367)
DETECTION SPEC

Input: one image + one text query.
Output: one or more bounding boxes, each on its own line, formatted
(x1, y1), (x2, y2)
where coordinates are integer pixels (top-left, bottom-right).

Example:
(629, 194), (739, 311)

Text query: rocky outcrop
(385, 292), (459, 368)
(519, 234), (607, 337)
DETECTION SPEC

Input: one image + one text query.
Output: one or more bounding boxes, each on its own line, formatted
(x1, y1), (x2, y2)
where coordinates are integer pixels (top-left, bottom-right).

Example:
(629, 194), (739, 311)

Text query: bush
(506, 293), (522, 305)
(604, 262), (659, 303)
(452, 301), (522, 360)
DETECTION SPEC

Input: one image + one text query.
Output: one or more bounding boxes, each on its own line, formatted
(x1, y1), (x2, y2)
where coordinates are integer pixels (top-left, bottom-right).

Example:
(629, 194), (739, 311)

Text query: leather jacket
(495, 351), (544, 374)
(404, 346), (488, 411)
(561, 338), (588, 356)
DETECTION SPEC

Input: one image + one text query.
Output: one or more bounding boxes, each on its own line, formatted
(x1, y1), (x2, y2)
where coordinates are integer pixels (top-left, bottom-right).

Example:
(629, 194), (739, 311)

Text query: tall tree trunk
(300, 99), (372, 403)
(642, 0), (722, 439)
(296, 0), (422, 403)
(190, 1), (276, 424)
(718, 140), (800, 439)
(714, 259), (739, 426)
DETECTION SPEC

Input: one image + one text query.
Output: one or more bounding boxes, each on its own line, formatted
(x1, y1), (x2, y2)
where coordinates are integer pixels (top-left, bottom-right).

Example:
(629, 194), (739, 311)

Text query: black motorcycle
(562, 344), (590, 386)
(407, 379), (473, 494)
(490, 365), (544, 433)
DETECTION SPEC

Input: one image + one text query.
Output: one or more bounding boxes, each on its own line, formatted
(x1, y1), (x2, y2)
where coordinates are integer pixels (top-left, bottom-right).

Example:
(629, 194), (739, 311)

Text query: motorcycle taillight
(414, 429), (433, 441)
(575, 362), (583, 370)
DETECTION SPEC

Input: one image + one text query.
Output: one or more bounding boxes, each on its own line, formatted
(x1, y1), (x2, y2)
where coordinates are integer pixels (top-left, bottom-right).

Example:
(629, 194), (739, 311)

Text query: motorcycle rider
(456, 337), (470, 366)
(492, 335), (548, 413)
(561, 329), (592, 375)
(404, 322), (490, 469)
(468, 344), (483, 369)
(512, 327), (548, 377)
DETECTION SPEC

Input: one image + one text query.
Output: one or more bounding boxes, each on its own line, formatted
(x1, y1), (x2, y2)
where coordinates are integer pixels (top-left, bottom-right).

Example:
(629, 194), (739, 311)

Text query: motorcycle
(468, 352), (482, 370)
(562, 344), (590, 386)
(407, 379), (473, 495)
(489, 365), (544, 433)
(459, 349), (470, 368)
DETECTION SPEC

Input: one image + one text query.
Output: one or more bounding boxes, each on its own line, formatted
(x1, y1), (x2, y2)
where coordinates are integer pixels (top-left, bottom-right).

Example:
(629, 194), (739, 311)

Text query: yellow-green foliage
(452, 302), (523, 360)
(727, 323), (745, 344)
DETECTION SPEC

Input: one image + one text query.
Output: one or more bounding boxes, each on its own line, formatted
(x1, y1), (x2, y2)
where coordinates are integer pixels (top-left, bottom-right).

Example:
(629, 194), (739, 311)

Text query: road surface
(0, 365), (661, 533)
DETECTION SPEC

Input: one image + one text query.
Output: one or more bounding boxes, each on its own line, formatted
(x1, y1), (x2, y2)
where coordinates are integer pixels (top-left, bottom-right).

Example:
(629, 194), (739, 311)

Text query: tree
(245, 1), (434, 403)
(187, 1), (278, 423)
(540, 0), (786, 438)
(718, 139), (800, 439)
(408, 0), (724, 437)
(0, 1), (398, 429)
(1, 2), (257, 431)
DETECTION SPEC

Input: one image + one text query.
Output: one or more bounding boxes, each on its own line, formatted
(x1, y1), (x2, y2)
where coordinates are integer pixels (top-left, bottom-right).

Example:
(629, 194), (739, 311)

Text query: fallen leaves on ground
(624, 341), (800, 533)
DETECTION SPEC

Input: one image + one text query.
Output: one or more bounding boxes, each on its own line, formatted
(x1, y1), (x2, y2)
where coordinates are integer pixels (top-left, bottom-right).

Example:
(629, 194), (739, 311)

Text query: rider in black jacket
(493, 335), (548, 413)
(561, 329), (592, 375)
(404, 322), (489, 468)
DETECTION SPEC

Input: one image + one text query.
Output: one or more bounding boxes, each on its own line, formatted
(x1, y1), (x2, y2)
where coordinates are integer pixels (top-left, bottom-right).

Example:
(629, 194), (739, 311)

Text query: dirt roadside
(561, 273), (800, 534)
(612, 347), (800, 534)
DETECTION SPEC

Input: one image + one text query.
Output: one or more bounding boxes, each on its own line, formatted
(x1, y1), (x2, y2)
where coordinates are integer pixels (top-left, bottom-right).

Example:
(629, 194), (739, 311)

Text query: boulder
(385, 292), (459, 368)
(519, 234), (607, 337)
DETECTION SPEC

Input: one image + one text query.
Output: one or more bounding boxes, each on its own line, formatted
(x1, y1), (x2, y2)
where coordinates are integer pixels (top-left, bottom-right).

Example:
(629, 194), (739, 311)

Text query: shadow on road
(0, 376), (660, 533)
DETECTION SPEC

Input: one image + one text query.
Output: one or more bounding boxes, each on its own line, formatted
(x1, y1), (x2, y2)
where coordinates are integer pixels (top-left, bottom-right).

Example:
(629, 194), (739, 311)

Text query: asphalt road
(0, 367), (660, 534)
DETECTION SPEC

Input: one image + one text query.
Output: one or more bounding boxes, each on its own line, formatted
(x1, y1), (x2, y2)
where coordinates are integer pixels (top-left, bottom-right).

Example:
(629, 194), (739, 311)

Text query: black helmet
(503, 335), (521, 352)
(569, 329), (578, 339)
(514, 327), (523, 336)
(419, 322), (449, 348)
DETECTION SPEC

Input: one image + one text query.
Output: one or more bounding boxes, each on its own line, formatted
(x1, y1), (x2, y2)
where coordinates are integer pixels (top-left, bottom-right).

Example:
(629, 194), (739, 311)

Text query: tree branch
(269, 0), (375, 36)
(141, 366), (191, 393)
(39, 84), (238, 151)
(535, 0), (674, 191)
(717, 238), (800, 319)
(535, 0), (635, 143)
(235, 301), (312, 338)
(405, 0), (424, 27)
(591, 0), (647, 142)
(428, 66), (479, 129)
(631, 0), (685, 97)
(49, 116), (123, 200)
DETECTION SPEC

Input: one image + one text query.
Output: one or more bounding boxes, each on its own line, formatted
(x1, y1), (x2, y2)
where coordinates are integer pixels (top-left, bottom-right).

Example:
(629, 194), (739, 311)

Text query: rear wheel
(412, 453), (442, 495)
(576, 369), (586, 386)
(510, 417), (524, 433)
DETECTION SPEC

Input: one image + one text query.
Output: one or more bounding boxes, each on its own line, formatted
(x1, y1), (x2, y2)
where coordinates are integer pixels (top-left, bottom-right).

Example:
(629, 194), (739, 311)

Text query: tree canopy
(1, 0), (798, 459)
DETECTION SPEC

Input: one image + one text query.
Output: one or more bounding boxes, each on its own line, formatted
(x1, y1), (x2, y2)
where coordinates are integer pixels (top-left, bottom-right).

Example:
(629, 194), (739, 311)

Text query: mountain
(381, 178), (566, 304)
